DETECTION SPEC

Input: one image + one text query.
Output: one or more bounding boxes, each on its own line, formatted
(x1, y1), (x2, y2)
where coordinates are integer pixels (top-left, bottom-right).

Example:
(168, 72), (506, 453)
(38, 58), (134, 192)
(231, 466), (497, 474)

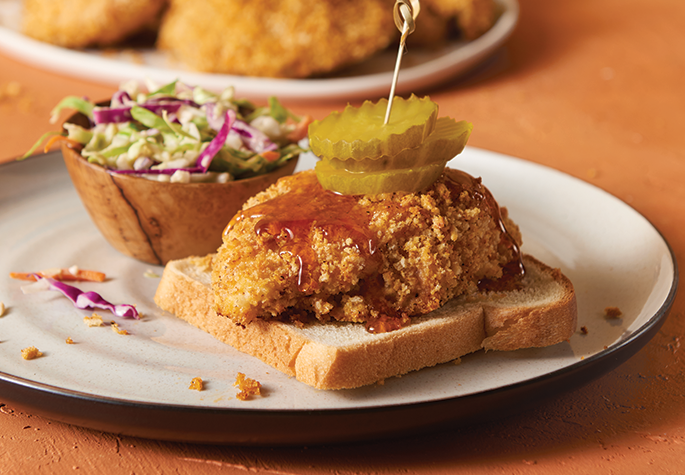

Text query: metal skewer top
(384, 0), (420, 125)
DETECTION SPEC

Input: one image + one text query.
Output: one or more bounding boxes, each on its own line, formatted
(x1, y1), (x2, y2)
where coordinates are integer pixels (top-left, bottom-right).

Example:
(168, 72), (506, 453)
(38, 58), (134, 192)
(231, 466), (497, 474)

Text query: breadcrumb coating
(421, 0), (497, 41)
(157, 0), (397, 78)
(212, 169), (522, 327)
(22, 0), (165, 48)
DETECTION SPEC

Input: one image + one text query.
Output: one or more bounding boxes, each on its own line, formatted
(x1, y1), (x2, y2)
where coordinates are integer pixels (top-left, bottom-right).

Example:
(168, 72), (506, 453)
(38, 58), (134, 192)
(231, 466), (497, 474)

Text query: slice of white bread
(154, 254), (577, 390)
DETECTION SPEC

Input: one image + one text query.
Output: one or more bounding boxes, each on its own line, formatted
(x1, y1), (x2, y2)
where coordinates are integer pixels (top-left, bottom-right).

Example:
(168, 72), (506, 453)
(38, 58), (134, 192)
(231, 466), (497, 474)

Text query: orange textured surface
(1, 0), (684, 473)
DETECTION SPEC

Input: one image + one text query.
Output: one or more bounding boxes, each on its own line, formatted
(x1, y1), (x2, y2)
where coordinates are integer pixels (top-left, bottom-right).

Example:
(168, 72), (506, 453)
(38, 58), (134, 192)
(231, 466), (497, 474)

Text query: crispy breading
(22, 0), (166, 48)
(212, 169), (522, 326)
(157, 0), (397, 78)
(423, 0), (497, 40)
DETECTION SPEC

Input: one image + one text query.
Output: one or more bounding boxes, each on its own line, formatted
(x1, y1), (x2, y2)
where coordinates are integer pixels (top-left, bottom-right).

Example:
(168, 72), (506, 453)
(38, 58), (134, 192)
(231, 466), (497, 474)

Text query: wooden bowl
(61, 121), (298, 266)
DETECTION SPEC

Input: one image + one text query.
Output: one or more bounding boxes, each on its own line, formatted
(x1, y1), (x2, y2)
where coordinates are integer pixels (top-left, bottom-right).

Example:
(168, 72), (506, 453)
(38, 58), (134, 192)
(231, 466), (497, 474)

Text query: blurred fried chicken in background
(412, 0), (498, 47)
(157, 0), (397, 78)
(22, 0), (166, 48)
(20, 0), (499, 77)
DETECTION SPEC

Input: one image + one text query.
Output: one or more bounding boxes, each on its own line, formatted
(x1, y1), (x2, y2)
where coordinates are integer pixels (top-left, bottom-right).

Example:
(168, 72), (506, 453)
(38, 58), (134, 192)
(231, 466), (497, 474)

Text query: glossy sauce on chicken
(442, 168), (525, 292)
(225, 172), (380, 294)
(223, 168), (524, 333)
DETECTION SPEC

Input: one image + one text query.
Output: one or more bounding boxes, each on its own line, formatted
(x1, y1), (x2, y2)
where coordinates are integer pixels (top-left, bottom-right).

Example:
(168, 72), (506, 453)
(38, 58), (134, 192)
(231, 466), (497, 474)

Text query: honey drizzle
(225, 169), (524, 333)
(442, 168), (525, 291)
(226, 173), (379, 294)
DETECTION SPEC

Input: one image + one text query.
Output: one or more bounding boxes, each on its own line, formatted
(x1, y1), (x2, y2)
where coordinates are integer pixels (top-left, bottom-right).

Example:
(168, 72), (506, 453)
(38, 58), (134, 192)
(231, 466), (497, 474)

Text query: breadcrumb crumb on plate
(605, 306), (623, 318)
(83, 313), (104, 327)
(110, 322), (128, 335)
(21, 346), (42, 360)
(234, 373), (261, 401)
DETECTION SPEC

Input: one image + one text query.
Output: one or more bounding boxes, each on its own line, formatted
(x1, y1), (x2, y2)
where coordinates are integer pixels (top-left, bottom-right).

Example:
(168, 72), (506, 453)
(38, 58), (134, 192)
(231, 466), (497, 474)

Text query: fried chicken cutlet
(157, 0), (396, 78)
(22, 0), (166, 48)
(212, 168), (523, 331)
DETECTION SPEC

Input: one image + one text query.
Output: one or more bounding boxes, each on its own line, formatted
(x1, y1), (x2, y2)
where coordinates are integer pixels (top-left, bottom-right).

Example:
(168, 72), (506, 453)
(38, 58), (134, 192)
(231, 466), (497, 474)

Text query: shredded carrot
(43, 135), (82, 153)
(259, 150), (281, 163)
(287, 114), (313, 142)
(10, 268), (106, 282)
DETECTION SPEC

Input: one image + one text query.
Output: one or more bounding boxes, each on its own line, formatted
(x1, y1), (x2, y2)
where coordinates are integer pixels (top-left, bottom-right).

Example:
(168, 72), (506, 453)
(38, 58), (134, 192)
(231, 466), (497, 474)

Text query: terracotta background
(1, 0), (684, 473)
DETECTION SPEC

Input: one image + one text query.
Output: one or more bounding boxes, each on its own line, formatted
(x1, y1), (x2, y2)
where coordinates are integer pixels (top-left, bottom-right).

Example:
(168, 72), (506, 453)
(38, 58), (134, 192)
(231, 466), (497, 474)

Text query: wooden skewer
(384, 0), (420, 125)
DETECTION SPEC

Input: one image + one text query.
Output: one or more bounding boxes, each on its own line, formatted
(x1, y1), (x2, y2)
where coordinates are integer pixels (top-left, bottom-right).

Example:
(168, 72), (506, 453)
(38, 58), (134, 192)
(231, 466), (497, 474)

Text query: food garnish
(66, 337), (75, 344)
(10, 267), (106, 282)
(25, 80), (310, 183)
(308, 95), (438, 161)
(308, 2), (471, 195)
(21, 276), (139, 319)
(311, 97), (471, 195)
(189, 377), (204, 391)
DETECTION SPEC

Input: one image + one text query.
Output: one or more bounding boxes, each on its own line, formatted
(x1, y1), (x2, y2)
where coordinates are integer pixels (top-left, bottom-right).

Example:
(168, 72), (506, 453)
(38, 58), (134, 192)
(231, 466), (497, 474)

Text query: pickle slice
(308, 95), (438, 160)
(327, 118), (472, 173)
(315, 159), (448, 195)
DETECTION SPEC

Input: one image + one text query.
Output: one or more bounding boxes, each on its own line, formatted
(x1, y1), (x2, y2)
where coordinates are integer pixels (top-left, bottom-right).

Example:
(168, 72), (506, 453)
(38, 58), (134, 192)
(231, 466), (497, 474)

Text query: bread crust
(154, 254), (577, 390)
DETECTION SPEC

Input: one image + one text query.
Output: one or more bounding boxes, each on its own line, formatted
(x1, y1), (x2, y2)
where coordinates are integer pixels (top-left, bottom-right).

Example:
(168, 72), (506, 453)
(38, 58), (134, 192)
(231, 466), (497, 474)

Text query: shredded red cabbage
(196, 109), (236, 171)
(204, 102), (224, 131)
(92, 98), (199, 125)
(110, 90), (132, 108)
(232, 120), (278, 153)
(23, 275), (140, 319)
(204, 104), (277, 154)
(93, 107), (133, 124)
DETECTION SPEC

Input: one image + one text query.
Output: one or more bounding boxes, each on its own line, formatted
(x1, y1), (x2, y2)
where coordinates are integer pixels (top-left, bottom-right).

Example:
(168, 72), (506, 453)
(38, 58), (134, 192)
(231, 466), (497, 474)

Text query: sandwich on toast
(154, 96), (578, 390)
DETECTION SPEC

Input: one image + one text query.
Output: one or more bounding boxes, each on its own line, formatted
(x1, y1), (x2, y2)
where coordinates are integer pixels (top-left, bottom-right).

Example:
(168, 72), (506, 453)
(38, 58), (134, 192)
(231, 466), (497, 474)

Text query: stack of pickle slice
(309, 95), (472, 195)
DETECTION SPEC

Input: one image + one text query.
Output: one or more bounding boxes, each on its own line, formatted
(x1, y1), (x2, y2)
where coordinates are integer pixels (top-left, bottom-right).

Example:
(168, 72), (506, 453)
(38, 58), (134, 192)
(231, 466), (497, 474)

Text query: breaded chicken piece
(422, 0), (498, 41)
(157, 0), (396, 78)
(212, 169), (522, 327)
(22, 0), (166, 48)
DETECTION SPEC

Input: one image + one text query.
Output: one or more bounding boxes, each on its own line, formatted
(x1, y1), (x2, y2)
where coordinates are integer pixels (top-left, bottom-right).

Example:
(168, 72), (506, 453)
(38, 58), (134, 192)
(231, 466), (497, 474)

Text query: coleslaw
(28, 79), (311, 183)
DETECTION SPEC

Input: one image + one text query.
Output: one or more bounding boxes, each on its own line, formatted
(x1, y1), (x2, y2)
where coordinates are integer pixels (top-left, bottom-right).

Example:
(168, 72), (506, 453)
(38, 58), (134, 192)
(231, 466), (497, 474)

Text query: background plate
(0, 0), (518, 100)
(0, 148), (676, 445)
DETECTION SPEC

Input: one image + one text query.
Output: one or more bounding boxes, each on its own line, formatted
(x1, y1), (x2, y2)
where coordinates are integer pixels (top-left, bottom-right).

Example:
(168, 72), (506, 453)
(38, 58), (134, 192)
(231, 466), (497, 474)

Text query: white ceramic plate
(0, 0), (518, 100)
(0, 148), (676, 444)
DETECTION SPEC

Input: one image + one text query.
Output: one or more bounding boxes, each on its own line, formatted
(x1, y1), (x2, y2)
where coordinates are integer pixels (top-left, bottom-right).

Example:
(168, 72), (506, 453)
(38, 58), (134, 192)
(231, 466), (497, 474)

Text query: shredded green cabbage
(27, 80), (309, 183)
